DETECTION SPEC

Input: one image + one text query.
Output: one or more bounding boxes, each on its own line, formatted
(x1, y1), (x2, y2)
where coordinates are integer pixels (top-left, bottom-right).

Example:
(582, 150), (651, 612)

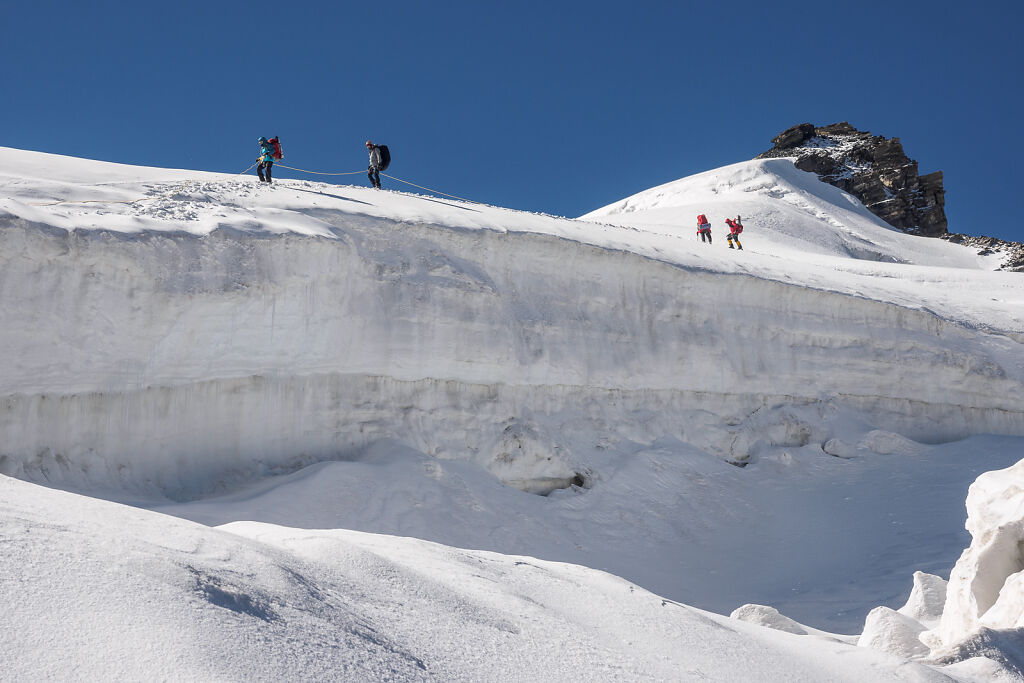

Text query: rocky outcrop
(758, 122), (948, 238)
(943, 233), (1024, 272)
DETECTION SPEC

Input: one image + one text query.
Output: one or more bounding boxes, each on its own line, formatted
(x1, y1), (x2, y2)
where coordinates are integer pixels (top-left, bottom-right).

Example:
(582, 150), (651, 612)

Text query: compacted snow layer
(1, 177), (1023, 503)
(0, 475), (957, 682)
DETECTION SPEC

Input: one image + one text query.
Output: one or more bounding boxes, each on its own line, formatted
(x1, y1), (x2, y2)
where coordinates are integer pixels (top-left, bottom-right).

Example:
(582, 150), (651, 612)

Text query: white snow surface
(1, 475), (957, 682)
(3, 146), (1024, 679)
(900, 571), (950, 629)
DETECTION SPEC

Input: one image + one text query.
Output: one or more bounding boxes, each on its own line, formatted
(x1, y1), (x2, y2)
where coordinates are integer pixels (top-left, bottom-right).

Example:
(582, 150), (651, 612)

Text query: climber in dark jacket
(366, 140), (382, 189)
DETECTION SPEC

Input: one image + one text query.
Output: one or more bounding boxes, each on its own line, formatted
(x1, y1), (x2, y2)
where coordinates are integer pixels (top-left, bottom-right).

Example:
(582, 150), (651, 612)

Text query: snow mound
(730, 604), (808, 635)
(898, 571), (948, 629)
(858, 606), (929, 658)
(858, 430), (928, 457)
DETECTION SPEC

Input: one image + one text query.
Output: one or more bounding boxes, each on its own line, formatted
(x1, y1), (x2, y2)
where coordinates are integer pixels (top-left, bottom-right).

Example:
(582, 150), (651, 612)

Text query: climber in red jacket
(696, 214), (712, 244)
(724, 216), (744, 250)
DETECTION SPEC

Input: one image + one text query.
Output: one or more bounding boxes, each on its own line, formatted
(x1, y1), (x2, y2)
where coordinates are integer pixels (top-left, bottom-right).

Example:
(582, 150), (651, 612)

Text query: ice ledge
(3, 372), (1023, 501)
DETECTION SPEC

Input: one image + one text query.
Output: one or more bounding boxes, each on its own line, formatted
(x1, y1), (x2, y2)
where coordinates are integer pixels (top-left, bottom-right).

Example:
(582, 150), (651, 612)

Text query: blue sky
(4, 0), (1023, 242)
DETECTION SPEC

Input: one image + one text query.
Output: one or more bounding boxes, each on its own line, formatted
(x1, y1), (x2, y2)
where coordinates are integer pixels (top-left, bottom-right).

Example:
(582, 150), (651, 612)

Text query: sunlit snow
(1, 146), (1022, 681)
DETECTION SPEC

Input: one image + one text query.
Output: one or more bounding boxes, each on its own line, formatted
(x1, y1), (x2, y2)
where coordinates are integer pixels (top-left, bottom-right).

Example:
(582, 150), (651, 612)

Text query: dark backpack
(378, 144), (391, 171)
(268, 136), (283, 160)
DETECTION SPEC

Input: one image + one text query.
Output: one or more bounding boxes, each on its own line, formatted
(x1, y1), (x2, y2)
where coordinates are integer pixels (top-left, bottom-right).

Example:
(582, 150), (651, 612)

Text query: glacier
(2, 146), (1023, 680)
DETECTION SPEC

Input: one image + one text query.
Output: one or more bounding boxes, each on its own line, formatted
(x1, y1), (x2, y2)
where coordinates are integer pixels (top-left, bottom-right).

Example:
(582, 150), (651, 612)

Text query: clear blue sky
(4, 0), (1023, 242)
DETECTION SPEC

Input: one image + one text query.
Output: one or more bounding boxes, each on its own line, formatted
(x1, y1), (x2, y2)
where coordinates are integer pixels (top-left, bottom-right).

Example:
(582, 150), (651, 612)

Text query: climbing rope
(234, 161), (259, 176)
(24, 161), (484, 208)
(381, 173), (484, 205)
(275, 163), (486, 205)
(275, 163), (364, 177)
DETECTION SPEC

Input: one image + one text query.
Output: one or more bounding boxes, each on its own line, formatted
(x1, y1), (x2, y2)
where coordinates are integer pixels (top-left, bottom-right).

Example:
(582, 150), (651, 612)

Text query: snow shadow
(289, 187), (373, 206)
(189, 566), (280, 622)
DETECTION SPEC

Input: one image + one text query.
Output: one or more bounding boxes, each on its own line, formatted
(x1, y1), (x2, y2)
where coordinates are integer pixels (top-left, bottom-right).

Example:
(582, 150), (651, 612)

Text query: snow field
(0, 474), (959, 682)
(3, 147), (1024, 679)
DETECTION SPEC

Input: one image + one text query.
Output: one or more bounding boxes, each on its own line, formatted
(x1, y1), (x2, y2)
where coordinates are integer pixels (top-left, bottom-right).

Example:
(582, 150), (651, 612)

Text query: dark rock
(942, 233), (1024, 272)
(817, 122), (858, 135)
(757, 122), (948, 237)
(770, 123), (816, 150)
(756, 121), (1024, 270)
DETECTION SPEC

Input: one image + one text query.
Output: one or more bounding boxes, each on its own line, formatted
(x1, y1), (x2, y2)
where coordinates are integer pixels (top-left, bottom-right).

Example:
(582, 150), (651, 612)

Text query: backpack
(268, 137), (283, 160)
(378, 144), (391, 171)
(697, 214), (708, 226)
(734, 221), (743, 234)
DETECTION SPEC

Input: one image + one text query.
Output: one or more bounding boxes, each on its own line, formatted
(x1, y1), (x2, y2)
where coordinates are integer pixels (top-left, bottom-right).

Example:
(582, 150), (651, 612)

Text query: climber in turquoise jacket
(257, 137), (274, 183)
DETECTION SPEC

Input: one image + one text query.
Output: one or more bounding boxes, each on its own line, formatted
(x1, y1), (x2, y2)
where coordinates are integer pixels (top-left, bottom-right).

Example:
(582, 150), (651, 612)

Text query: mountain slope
(1, 146), (1023, 647)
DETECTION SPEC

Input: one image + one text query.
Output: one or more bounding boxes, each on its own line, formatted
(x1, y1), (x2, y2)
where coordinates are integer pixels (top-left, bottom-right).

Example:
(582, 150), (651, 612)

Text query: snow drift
(0, 474), (959, 682)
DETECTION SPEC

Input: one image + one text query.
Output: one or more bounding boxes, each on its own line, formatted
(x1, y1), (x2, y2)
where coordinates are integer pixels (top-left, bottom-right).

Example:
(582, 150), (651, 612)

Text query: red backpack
(268, 136), (284, 160)
(697, 214), (708, 226)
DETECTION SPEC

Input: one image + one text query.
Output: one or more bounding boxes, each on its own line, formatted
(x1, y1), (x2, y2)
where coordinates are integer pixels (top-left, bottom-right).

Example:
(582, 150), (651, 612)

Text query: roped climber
(366, 140), (383, 189)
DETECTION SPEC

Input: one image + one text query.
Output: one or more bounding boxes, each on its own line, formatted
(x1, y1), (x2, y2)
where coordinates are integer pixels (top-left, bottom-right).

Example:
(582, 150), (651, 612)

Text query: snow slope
(2, 146), (1024, 678)
(0, 475), (957, 682)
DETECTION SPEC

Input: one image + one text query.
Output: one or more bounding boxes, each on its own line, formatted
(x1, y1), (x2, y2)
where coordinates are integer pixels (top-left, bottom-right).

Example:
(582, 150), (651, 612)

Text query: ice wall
(2, 211), (1023, 498)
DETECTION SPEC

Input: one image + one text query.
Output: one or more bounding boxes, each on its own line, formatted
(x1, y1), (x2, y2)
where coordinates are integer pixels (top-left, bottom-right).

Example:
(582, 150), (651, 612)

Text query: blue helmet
(258, 137), (267, 144)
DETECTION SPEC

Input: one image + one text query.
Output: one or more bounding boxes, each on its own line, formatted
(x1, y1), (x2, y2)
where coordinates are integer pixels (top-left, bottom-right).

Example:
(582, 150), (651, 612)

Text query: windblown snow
(2, 146), (1023, 680)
